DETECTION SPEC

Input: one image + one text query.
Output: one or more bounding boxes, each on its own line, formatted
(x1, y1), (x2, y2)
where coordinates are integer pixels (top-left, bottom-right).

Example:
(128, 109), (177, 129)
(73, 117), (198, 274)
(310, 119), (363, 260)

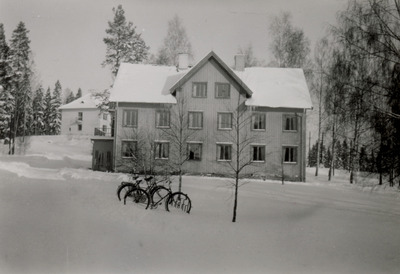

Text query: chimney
(234, 54), (245, 71)
(178, 53), (189, 70)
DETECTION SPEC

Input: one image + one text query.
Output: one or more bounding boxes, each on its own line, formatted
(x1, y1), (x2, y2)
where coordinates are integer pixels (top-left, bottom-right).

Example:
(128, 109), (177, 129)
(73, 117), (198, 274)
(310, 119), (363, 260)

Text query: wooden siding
(112, 60), (308, 181)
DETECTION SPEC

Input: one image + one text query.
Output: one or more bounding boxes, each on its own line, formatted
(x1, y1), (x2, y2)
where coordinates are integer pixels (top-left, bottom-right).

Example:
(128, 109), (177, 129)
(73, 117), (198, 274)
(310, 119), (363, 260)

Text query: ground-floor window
(121, 141), (137, 158)
(78, 124), (82, 131)
(251, 145), (265, 162)
(187, 142), (202, 160)
(283, 146), (297, 163)
(155, 142), (169, 159)
(217, 144), (232, 161)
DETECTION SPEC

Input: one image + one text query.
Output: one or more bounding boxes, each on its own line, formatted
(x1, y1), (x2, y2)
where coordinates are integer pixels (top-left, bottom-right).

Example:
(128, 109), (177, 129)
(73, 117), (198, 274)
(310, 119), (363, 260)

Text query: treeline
(311, 0), (400, 187)
(0, 22), (81, 154)
(308, 139), (378, 174)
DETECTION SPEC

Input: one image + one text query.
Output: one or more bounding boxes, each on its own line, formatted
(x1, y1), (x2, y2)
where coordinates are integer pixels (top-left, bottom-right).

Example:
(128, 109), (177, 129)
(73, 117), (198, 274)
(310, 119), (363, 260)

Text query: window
(78, 124), (82, 131)
(192, 82), (207, 98)
(155, 142), (169, 159)
(103, 113), (108, 120)
(217, 144), (232, 161)
(218, 113), (232, 130)
(123, 109), (138, 127)
(283, 147), (297, 163)
(156, 110), (170, 128)
(122, 141), (137, 158)
(102, 125), (107, 132)
(283, 115), (298, 131)
(215, 83), (230, 98)
(252, 145), (265, 162)
(187, 143), (202, 161)
(78, 112), (83, 121)
(252, 113), (266, 130)
(188, 112), (203, 129)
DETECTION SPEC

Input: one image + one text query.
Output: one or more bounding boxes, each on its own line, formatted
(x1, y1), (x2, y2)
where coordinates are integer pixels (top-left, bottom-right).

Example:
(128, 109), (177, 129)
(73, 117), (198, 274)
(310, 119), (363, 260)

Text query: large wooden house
(91, 51), (312, 180)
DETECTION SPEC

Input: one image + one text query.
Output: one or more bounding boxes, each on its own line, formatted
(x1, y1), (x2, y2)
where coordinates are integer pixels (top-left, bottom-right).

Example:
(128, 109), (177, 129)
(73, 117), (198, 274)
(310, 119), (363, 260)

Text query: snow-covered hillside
(0, 135), (399, 273)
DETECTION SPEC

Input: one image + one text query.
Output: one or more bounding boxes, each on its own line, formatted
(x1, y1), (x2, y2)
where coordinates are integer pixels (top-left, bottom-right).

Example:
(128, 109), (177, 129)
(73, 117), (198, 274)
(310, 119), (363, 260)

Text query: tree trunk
(232, 174), (239, 223)
(328, 118), (336, 181)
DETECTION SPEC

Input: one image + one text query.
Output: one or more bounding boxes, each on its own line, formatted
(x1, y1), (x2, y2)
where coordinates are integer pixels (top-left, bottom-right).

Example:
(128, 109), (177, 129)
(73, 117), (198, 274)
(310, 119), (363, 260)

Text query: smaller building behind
(59, 93), (111, 136)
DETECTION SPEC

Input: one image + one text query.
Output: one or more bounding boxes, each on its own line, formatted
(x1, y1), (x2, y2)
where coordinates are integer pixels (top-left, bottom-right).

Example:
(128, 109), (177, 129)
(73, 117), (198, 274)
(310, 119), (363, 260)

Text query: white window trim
(251, 144), (266, 163)
(282, 145), (298, 164)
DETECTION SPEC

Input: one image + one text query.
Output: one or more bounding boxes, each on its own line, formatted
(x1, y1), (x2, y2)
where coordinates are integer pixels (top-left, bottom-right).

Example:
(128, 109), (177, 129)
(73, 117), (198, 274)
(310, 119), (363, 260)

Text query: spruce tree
(75, 88), (82, 99)
(32, 86), (45, 135)
(50, 80), (62, 135)
(65, 90), (75, 104)
(43, 87), (52, 135)
(102, 5), (149, 77)
(7, 22), (32, 153)
(0, 23), (11, 141)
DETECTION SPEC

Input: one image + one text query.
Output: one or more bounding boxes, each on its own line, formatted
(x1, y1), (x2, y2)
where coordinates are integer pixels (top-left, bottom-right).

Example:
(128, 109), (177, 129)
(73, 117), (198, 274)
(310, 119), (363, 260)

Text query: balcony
(94, 127), (113, 137)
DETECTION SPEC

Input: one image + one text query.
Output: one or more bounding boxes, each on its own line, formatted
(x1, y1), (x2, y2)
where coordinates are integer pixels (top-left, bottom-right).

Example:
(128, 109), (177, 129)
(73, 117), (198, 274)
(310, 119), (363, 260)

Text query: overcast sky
(0, 0), (347, 94)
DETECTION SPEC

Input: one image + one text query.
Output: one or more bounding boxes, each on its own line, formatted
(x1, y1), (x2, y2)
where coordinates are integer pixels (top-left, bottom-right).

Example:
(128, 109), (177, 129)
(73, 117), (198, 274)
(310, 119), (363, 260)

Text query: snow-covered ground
(0, 135), (399, 273)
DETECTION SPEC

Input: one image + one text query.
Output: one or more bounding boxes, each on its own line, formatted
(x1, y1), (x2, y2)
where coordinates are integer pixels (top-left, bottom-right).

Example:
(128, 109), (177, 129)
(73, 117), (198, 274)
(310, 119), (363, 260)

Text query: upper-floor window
(252, 113), (266, 130)
(251, 145), (265, 162)
(123, 109), (138, 127)
(215, 83), (230, 98)
(78, 112), (83, 121)
(156, 110), (170, 128)
(121, 140), (137, 158)
(187, 142), (202, 161)
(218, 112), (233, 130)
(217, 143), (232, 161)
(188, 111), (203, 129)
(103, 113), (108, 120)
(78, 124), (82, 131)
(155, 141), (169, 159)
(283, 146), (297, 163)
(283, 115), (298, 131)
(192, 82), (207, 98)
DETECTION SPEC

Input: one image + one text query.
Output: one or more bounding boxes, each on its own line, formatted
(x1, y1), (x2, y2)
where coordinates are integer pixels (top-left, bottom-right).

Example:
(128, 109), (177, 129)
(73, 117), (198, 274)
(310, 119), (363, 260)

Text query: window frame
(283, 146), (298, 164)
(251, 113), (266, 131)
(122, 109), (138, 128)
(192, 82), (208, 98)
(217, 112), (233, 130)
(188, 111), (204, 129)
(77, 124), (82, 131)
(155, 109), (170, 128)
(155, 141), (170, 160)
(121, 140), (137, 159)
(78, 112), (83, 121)
(283, 114), (298, 132)
(215, 82), (231, 99)
(251, 144), (266, 162)
(216, 143), (232, 161)
(103, 113), (108, 120)
(187, 142), (202, 161)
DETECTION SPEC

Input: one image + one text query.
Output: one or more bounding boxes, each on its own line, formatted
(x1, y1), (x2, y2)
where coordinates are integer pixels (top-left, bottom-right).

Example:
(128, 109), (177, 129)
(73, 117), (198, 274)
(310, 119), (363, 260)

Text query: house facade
(92, 51), (312, 181)
(59, 93), (111, 136)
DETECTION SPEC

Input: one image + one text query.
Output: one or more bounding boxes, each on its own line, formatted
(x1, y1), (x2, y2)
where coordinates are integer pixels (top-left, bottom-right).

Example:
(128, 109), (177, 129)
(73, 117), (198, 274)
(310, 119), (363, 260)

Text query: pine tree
(102, 5), (149, 77)
(341, 139), (349, 171)
(7, 22), (32, 153)
(43, 87), (52, 135)
(307, 142), (318, 167)
(32, 86), (45, 135)
(359, 146), (367, 172)
(49, 80), (62, 135)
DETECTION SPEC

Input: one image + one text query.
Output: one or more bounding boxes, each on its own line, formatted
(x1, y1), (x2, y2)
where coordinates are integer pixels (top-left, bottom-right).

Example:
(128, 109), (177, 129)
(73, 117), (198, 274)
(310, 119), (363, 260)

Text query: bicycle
(121, 175), (172, 210)
(165, 191), (192, 214)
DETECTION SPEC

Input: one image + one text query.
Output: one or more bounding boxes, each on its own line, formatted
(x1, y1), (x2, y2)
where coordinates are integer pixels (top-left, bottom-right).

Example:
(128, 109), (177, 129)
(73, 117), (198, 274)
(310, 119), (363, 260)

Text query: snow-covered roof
(110, 52), (312, 110)
(236, 67), (312, 109)
(59, 93), (99, 110)
(109, 63), (185, 104)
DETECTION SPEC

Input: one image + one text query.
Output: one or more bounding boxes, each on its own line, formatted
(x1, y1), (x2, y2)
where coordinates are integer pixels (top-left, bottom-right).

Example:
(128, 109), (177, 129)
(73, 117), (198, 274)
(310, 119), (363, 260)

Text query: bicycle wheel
(124, 188), (150, 209)
(150, 186), (171, 209)
(117, 183), (136, 201)
(165, 192), (191, 214)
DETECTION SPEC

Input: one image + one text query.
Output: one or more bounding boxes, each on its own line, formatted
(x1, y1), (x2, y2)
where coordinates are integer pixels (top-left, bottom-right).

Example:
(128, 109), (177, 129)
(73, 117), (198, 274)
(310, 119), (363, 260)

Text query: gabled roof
(169, 51), (253, 97)
(109, 63), (184, 104)
(236, 67), (312, 109)
(109, 51), (312, 110)
(59, 93), (99, 110)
